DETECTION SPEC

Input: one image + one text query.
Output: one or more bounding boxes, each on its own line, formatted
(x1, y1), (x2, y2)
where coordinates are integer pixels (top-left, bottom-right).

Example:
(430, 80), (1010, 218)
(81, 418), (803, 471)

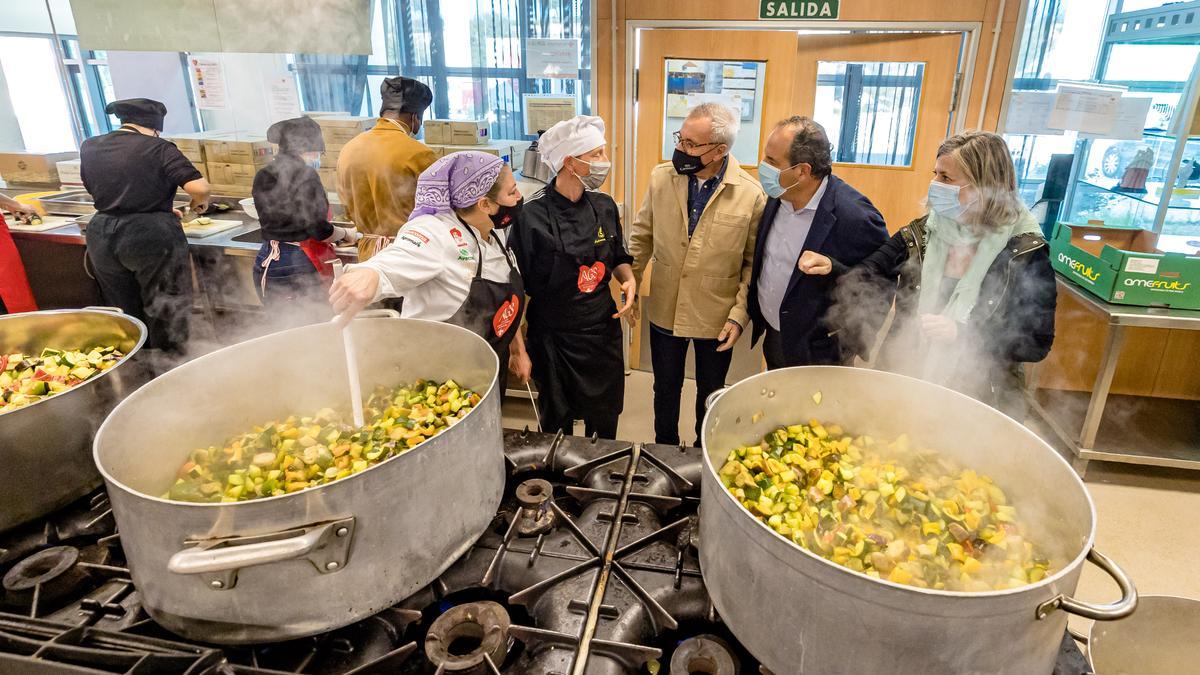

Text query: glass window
(659, 59), (767, 165)
(815, 61), (924, 167)
(0, 35), (77, 151)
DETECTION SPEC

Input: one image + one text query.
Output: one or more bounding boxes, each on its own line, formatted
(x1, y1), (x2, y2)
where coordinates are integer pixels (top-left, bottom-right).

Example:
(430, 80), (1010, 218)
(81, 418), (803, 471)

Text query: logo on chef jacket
(457, 248), (475, 262)
(593, 227), (607, 245)
(398, 231), (429, 248)
(449, 227), (468, 247)
(493, 295), (521, 337)
(577, 261), (606, 294)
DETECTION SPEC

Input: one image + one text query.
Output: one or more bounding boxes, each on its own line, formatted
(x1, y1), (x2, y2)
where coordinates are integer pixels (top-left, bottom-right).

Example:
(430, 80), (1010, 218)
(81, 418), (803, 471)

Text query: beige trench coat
(628, 157), (766, 339)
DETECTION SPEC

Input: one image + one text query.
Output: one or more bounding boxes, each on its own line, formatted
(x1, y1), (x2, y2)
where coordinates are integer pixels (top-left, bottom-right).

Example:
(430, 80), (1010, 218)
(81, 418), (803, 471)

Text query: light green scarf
(917, 207), (1041, 323)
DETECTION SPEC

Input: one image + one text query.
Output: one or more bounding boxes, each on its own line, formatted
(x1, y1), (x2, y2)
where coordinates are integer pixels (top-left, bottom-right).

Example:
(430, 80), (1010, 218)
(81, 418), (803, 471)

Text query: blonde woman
(798, 131), (1056, 416)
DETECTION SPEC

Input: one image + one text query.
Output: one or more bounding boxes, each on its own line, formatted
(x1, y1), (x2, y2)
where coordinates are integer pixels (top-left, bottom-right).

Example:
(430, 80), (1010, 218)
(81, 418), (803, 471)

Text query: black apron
(525, 195), (624, 426)
(445, 223), (525, 359)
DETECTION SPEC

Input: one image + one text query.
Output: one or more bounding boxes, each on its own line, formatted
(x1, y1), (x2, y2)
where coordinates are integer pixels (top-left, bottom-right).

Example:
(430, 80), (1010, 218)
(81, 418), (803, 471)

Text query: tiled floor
(501, 369), (1200, 636)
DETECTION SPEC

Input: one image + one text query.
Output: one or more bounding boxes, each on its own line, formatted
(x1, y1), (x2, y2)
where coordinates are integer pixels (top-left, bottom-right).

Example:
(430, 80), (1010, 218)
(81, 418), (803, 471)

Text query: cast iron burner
(0, 429), (1094, 675)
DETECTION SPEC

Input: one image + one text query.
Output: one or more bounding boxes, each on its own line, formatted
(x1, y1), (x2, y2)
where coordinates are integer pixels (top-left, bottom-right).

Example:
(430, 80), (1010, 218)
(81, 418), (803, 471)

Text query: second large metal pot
(700, 366), (1136, 675)
(1, 308), (147, 532)
(93, 316), (505, 644)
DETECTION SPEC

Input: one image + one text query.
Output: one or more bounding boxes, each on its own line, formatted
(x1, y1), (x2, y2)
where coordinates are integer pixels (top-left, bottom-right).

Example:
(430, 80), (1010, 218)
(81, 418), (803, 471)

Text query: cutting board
(5, 215), (77, 232)
(181, 218), (242, 238)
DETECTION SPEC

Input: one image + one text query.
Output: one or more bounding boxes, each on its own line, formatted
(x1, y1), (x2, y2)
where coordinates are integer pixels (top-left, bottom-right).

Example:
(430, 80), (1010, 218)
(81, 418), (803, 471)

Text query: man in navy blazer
(748, 116), (889, 368)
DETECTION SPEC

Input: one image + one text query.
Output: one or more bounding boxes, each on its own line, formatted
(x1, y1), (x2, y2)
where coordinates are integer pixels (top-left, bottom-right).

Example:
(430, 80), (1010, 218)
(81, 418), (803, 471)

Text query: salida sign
(760, 1), (840, 19)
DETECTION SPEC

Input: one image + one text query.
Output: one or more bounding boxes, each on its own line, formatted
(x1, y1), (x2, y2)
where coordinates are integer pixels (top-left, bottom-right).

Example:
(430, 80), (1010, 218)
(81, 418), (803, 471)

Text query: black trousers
(86, 212), (193, 355)
(649, 323), (732, 446)
(763, 326), (788, 370)
(543, 411), (620, 441)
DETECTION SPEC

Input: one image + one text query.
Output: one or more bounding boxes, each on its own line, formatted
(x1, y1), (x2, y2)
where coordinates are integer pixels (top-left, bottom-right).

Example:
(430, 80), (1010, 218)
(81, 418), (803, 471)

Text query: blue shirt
(756, 177), (828, 331)
(686, 157), (728, 237)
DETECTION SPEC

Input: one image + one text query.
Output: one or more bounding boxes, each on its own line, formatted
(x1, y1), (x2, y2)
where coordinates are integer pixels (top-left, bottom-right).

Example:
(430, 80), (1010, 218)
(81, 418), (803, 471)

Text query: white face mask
(571, 157), (611, 190)
(927, 180), (975, 222)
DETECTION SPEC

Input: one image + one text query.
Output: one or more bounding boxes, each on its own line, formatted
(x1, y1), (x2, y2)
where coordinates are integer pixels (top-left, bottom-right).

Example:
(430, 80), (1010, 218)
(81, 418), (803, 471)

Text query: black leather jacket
(828, 215), (1057, 408)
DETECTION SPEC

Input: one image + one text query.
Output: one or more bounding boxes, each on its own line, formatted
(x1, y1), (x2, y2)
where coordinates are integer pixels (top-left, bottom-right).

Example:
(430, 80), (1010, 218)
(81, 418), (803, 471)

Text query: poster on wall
(661, 59), (767, 165)
(267, 76), (302, 122)
(1047, 82), (1125, 136)
(190, 57), (228, 110)
(524, 95), (577, 135)
(526, 38), (580, 79)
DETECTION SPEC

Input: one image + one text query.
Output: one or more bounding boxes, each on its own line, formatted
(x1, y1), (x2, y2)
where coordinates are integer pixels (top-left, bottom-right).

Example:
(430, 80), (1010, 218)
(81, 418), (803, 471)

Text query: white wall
(106, 51), (197, 134)
(0, 63), (26, 151)
(1, 0), (77, 34)
(193, 53), (292, 134)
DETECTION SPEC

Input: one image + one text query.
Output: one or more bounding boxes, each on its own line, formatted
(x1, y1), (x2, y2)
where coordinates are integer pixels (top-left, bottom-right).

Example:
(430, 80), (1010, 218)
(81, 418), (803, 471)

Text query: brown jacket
(336, 119), (438, 259)
(629, 157), (766, 339)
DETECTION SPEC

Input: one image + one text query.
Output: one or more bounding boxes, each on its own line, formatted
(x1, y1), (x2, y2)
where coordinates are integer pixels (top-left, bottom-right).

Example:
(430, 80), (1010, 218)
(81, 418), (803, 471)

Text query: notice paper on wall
(1079, 96), (1154, 141)
(526, 38), (580, 79)
(267, 76), (301, 122)
(524, 95), (576, 135)
(1048, 82), (1125, 135)
(190, 57), (228, 110)
(684, 92), (742, 120)
(1004, 91), (1062, 136)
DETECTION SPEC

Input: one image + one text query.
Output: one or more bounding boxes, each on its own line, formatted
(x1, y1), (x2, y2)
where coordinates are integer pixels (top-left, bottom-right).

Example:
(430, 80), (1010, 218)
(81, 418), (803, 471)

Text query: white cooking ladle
(331, 261), (365, 428)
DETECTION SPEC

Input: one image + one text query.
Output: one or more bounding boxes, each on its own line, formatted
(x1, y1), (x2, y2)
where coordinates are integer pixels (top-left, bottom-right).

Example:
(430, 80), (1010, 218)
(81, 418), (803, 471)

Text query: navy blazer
(748, 174), (889, 365)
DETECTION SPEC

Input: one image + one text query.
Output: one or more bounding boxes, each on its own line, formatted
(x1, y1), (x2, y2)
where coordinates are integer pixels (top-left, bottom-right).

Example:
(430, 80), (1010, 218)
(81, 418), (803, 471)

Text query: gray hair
(687, 102), (740, 147)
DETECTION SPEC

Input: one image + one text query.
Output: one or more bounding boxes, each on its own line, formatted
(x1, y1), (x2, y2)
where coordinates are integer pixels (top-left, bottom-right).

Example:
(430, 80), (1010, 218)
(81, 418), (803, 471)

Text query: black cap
(380, 76), (432, 116)
(267, 116), (325, 154)
(105, 98), (167, 131)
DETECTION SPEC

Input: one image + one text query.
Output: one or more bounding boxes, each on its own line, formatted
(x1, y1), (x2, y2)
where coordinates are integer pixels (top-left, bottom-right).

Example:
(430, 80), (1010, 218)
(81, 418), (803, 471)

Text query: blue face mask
(927, 180), (974, 221)
(305, 156), (322, 170)
(758, 160), (800, 199)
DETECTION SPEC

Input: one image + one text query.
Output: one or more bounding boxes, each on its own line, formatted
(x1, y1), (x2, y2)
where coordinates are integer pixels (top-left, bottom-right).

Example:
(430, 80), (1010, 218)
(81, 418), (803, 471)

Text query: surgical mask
(757, 160), (801, 199)
(490, 197), (523, 229)
(927, 180), (974, 222)
(571, 157), (611, 190)
(672, 147), (712, 176)
(302, 153), (322, 170)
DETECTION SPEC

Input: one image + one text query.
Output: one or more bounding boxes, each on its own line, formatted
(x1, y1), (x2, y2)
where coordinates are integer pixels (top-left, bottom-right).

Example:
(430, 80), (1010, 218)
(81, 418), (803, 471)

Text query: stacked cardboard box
(311, 115), (375, 195)
(422, 119), (489, 146)
(201, 134), (274, 197)
(0, 151), (79, 185)
(56, 159), (83, 187)
(163, 130), (233, 180)
(428, 139), (531, 170)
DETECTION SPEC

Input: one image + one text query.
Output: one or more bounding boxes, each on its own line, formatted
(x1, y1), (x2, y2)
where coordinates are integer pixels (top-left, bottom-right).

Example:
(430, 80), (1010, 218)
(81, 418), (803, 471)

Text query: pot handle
(1036, 548), (1137, 621)
(167, 517), (355, 591)
(355, 309), (401, 319)
(84, 306), (125, 314)
(705, 386), (730, 411)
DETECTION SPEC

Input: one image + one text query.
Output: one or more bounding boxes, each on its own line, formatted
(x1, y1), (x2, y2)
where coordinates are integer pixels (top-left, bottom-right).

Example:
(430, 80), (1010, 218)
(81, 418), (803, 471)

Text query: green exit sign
(759, 1), (840, 19)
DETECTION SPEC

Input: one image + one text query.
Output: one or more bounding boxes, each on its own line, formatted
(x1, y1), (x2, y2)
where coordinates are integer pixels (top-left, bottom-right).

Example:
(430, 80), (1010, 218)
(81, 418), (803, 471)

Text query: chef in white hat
(509, 115), (635, 440)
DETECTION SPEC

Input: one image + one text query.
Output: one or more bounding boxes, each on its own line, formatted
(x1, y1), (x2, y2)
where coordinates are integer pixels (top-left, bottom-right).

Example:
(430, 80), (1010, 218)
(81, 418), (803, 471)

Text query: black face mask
(490, 197), (523, 229)
(672, 147), (710, 176)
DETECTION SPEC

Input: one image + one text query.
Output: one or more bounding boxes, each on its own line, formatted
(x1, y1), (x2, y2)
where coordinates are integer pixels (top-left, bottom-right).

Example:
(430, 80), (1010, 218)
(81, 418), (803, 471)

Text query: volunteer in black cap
(80, 98), (211, 356)
(337, 76), (438, 261)
(252, 116), (360, 320)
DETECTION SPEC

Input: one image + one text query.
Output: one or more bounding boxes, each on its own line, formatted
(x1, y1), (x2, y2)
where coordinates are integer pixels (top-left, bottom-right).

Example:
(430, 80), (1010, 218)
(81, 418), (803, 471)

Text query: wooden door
(794, 33), (965, 230)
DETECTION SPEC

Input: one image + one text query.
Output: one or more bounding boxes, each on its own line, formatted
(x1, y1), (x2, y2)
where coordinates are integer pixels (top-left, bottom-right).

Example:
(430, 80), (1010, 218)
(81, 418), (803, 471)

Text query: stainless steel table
(1029, 276), (1200, 474)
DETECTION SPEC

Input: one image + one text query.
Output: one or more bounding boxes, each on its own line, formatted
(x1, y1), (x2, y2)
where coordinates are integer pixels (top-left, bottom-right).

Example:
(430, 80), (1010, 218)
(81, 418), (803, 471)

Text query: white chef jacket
(352, 212), (515, 321)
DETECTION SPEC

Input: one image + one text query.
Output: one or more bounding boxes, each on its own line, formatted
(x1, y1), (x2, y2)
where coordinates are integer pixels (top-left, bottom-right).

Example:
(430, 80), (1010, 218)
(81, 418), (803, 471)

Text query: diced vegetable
(163, 378), (480, 503)
(722, 420), (1054, 592)
(0, 346), (124, 413)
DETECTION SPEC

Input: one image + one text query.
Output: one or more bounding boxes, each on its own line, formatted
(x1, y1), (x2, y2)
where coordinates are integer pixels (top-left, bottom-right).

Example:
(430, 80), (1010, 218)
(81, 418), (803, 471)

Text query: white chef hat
(539, 115), (606, 174)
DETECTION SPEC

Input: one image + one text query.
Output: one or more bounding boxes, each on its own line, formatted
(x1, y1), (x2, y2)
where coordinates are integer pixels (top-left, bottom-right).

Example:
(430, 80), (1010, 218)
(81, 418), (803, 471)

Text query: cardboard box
(303, 111), (343, 119)
(205, 162), (259, 187)
(318, 168), (338, 191)
(208, 183), (252, 198)
(0, 151), (79, 185)
(422, 120), (451, 145)
(1050, 222), (1200, 309)
(320, 150), (339, 168)
(201, 134), (274, 166)
(450, 120), (489, 145)
(436, 142), (513, 166)
(315, 115), (375, 148)
(56, 159), (82, 185)
(163, 131), (234, 163)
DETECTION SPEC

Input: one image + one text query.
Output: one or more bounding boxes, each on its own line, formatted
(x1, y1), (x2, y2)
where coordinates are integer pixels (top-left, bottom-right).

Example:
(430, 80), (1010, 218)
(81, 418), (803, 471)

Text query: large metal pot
(700, 366), (1136, 675)
(93, 316), (505, 644)
(1, 308), (147, 532)
(1075, 595), (1200, 674)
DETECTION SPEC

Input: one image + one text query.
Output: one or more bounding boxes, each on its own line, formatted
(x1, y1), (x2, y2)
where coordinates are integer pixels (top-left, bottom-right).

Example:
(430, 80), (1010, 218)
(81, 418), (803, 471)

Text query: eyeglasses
(672, 130), (719, 152)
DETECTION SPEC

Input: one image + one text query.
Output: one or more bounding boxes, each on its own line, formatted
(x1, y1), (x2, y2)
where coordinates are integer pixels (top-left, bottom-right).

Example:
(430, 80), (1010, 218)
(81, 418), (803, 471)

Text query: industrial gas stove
(0, 429), (1090, 674)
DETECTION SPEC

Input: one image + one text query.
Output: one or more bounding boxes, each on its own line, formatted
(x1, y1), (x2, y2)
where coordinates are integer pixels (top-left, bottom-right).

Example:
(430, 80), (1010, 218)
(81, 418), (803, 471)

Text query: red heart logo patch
(493, 294), (520, 338)
(577, 261), (606, 294)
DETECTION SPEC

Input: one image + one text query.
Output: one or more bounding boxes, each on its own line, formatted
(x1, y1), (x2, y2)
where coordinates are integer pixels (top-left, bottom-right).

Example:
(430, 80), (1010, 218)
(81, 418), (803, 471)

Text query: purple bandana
(411, 151), (505, 218)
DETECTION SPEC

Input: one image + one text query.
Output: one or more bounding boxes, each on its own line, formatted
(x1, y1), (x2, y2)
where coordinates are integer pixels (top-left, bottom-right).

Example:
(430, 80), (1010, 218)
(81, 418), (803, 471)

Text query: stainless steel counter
(1028, 275), (1200, 474)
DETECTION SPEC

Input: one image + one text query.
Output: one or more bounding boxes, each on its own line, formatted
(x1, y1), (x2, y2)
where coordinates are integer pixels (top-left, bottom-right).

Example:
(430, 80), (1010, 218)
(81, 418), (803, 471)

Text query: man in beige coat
(629, 103), (766, 446)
